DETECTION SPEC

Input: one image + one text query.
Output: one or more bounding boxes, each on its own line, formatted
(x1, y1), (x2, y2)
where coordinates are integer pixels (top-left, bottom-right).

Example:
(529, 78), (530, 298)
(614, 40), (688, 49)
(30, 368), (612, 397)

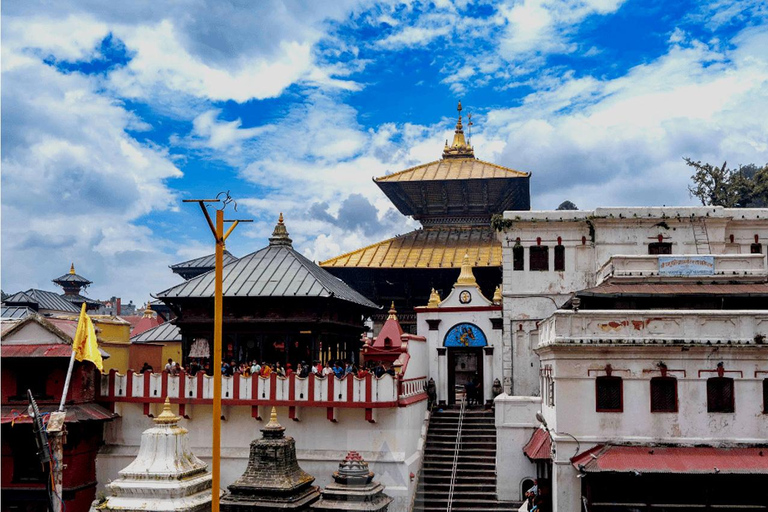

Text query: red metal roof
(1, 403), (116, 425)
(523, 428), (552, 460)
(579, 282), (768, 297)
(130, 315), (164, 338)
(2, 344), (73, 358)
(572, 445), (768, 474)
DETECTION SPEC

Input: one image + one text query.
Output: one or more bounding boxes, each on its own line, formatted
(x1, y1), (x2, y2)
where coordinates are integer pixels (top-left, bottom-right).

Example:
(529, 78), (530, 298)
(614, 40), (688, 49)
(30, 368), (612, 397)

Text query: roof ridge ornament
(427, 288), (441, 307)
(269, 212), (293, 247)
(442, 101), (475, 159)
(69, 263), (76, 275)
(455, 253), (478, 286)
(387, 301), (397, 320)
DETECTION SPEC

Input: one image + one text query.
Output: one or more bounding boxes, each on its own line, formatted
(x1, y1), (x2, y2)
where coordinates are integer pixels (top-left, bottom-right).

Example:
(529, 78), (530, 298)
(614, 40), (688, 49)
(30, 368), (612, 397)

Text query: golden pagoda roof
(375, 157), (528, 183)
(319, 226), (502, 269)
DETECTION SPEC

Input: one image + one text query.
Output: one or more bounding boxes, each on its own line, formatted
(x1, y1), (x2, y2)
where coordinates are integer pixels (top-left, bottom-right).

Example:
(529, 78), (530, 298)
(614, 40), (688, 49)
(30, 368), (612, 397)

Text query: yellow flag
(72, 303), (103, 371)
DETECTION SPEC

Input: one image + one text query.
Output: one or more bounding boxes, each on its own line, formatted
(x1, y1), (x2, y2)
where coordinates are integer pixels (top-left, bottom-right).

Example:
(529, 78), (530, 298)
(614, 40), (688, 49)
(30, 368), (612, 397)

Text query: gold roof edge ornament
(492, 285), (502, 304)
(455, 253), (478, 287)
(154, 397), (180, 425)
(442, 101), (474, 159)
(387, 302), (398, 320)
(269, 212), (293, 247)
(427, 288), (441, 308)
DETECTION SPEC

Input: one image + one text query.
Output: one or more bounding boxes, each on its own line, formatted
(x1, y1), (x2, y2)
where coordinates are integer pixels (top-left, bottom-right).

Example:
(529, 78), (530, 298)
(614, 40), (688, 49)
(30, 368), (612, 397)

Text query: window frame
(706, 376), (735, 413)
(529, 246), (549, 271)
(513, 244), (524, 271)
(648, 242), (673, 255)
(554, 244), (565, 271)
(650, 376), (678, 413)
(751, 243), (763, 254)
(595, 375), (623, 413)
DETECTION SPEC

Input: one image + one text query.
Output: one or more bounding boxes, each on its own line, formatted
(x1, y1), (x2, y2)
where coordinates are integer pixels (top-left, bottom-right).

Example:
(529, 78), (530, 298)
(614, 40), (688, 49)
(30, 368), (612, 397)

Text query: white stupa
(93, 397), (218, 511)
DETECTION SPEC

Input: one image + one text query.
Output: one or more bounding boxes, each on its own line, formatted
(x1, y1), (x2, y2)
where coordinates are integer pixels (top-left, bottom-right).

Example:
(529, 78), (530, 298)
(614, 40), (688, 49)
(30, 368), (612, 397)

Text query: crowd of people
(140, 358), (398, 379)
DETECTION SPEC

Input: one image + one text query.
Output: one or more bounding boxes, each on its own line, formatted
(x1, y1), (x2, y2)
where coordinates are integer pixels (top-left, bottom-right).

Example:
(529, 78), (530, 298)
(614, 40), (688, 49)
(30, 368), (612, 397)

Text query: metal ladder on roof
(446, 395), (466, 512)
(691, 218), (711, 254)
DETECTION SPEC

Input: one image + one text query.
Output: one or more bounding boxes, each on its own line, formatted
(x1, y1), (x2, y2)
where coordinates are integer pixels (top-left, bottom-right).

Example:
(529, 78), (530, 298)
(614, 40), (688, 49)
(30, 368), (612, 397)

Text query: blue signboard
(658, 256), (715, 276)
(444, 323), (487, 348)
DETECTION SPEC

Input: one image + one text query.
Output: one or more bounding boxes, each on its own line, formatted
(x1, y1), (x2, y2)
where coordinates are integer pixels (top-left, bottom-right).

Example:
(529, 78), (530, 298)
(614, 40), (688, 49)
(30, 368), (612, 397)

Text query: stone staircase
(413, 407), (520, 512)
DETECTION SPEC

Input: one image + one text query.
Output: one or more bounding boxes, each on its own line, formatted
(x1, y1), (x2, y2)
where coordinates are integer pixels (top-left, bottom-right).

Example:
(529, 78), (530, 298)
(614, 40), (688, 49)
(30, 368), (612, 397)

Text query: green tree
(686, 158), (768, 208)
(556, 200), (578, 210)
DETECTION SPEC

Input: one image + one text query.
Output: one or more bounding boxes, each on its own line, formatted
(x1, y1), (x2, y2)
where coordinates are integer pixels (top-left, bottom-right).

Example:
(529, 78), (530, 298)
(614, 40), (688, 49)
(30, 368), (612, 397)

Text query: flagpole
(58, 351), (77, 412)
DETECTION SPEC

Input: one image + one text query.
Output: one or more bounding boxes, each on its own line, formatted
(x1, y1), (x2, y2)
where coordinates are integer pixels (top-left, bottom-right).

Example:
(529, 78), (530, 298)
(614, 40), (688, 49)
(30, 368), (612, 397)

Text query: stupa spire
(69, 263), (76, 275)
(443, 101), (474, 159)
(455, 253), (478, 286)
(387, 301), (397, 320)
(269, 212), (293, 247)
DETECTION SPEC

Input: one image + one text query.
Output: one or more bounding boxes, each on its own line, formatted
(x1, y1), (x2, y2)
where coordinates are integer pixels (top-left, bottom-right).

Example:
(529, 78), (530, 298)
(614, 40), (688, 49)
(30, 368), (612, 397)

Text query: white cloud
(190, 110), (273, 152)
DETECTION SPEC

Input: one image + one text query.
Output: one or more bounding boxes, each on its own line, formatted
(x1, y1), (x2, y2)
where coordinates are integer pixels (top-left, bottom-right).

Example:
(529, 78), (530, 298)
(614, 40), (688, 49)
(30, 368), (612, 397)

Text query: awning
(523, 428), (552, 460)
(1, 403), (117, 425)
(572, 445), (768, 474)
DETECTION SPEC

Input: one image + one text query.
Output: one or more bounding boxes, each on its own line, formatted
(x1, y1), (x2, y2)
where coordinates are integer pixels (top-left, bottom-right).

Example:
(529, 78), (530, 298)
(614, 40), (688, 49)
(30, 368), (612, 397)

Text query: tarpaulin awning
(1, 403), (116, 425)
(572, 445), (768, 474)
(523, 428), (552, 460)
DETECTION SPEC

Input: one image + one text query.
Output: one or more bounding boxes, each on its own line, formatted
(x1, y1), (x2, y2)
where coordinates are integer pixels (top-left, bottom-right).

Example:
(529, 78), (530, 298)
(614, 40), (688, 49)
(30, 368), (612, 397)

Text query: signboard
(444, 323), (487, 348)
(658, 256), (715, 276)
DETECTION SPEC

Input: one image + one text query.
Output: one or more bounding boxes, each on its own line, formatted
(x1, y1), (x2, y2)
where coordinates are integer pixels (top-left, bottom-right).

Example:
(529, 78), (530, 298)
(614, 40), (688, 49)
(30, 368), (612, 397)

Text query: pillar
(436, 348), (447, 405)
(483, 346), (494, 403)
(552, 441), (581, 512)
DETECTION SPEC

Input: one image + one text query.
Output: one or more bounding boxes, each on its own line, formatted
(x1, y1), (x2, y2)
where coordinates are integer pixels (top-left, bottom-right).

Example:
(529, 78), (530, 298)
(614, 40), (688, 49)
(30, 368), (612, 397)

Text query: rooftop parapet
(596, 254), (767, 284)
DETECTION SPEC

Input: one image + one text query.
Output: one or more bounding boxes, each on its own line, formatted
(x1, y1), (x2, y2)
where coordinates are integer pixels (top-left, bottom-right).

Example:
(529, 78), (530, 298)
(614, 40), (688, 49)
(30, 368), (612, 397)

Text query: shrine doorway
(444, 323), (488, 406)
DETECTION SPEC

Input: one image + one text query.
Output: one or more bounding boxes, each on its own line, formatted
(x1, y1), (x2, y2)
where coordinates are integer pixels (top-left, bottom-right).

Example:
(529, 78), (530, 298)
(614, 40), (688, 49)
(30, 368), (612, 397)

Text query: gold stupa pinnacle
(69, 263), (76, 275)
(143, 303), (154, 318)
(493, 285), (502, 304)
(443, 101), (474, 159)
(387, 302), (397, 320)
(455, 253), (478, 286)
(154, 397), (180, 425)
(265, 406), (282, 430)
(427, 288), (441, 308)
(269, 212), (293, 247)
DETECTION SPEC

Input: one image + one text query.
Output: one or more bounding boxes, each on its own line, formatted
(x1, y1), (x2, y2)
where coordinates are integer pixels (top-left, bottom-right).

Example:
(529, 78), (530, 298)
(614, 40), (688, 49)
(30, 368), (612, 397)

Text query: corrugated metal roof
(1, 306), (33, 319)
(3, 289), (80, 313)
(375, 158), (529, 182)
(523, 428), (552, 460)
(572, 445), (768, 474)
(170, 250), (237, 269)
(131, 322), (181, 343)
(61, 293), (101, 306)
(1, 404), (116, 425)
(158, 245), (379, 309)
(320, 226), (502, 269)
(52, 272), (92, 285)
(579, 282), (768, 297)
(2, 344), (74, 358)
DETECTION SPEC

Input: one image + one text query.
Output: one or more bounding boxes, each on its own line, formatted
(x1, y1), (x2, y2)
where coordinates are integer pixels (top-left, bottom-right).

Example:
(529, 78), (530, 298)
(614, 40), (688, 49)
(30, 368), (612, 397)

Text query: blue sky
(2, 0), (768, 304)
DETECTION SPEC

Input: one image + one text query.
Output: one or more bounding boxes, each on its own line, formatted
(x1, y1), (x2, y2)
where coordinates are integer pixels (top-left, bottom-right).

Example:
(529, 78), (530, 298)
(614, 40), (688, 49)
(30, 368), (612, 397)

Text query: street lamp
(184, 195), (251, 512)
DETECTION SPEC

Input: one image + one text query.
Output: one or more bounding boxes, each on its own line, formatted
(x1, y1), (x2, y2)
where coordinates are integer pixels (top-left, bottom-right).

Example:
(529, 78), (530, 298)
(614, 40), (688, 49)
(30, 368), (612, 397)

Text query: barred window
(529, 246), (549, 271)
(596, 376), (623, 412)
(648, 242), (672, 255)
(554, 245), (565, 271)
(707, 377), (734, 413)
(513, 245), (524, 271)
(650, 377), (677, 413)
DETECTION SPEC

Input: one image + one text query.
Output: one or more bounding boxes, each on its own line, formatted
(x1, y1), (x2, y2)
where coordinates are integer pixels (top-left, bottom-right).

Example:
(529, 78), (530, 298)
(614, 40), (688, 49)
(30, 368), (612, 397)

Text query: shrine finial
(154, 397), (180, 425)
(69, 263), (76, 275)
(443, 101), (474, 159)
(387, 301), (398, 320)
(269, 213), (293, 247)
(455, 253), (478, 286)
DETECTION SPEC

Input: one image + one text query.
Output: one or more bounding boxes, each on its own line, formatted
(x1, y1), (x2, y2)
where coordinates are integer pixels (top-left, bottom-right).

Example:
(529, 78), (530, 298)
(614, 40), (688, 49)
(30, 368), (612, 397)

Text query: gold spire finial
(269, 213), (292, 247)
(427, 288), (441, 308)
(69, 263), (76, 275)
(443, 102), (474, 159)
(264, 406), (283, 430)
(143, 303), (154, 318)
(387, 301), (397, 320)
(455, 253), (478, 286)
(154, 397), (180, 424)
(493, 285), (502, 304)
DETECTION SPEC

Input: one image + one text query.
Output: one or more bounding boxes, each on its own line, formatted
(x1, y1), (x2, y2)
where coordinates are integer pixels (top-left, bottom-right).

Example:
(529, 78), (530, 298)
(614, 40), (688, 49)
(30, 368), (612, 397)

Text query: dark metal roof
(1, 306), (33, 319)
(572, 445), (768, 474)
(61, 293), (101, 306)
(1, 404), (116, 425)
(3, 289), (80, 313)
(158, 245), (379, 309)
(52, 272), (92, 285)
(578, 282), (768, 298)
(170, 250), (237, 270)
(131, 322), (181, 343)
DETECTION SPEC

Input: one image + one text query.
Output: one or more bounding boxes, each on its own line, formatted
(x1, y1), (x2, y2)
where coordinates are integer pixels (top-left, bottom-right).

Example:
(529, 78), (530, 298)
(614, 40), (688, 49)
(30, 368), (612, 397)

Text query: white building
(495, 206), (768, 510)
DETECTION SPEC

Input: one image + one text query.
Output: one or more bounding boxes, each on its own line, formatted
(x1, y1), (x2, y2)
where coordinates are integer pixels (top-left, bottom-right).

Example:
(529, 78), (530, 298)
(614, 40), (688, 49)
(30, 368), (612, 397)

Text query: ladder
(691, 218), (711, 254)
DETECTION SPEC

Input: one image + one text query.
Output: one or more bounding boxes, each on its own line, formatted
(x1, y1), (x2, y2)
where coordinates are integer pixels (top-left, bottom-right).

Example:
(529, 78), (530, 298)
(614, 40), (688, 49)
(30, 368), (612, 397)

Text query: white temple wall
(493, 395), (539, 502)
(97, 402), (427, 512)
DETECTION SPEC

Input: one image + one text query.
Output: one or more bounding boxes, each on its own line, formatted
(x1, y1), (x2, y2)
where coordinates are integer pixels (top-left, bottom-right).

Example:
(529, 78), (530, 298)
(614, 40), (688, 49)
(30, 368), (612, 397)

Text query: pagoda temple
(52, 264), (101, 311)
(157, 214), (378, 367)
(321, 102), (530, 331)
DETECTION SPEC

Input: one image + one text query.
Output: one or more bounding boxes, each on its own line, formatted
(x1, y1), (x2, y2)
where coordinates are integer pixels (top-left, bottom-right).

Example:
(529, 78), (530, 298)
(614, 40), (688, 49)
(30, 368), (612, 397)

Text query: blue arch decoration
(444, 323), (487, 348)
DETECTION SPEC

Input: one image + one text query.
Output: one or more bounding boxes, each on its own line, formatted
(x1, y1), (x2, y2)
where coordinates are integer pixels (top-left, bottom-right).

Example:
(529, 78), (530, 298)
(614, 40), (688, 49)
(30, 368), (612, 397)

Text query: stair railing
(446, 395), (466, 512)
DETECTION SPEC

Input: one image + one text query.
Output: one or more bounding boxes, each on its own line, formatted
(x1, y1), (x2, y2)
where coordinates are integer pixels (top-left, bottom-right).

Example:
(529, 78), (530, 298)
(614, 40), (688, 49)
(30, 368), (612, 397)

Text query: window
(596, 376), (623, 412)
(554, 245), (565, 271)
(513, 245), (524, 271)
(752, 243), (763, 254)
(763, 379), (767, 414)
(707, 377), (734, 413)
(650, 377), (677, 412)
(529, 246), (549, 271)
(648, 242), (672, 254)
(11, 427), (46, 483)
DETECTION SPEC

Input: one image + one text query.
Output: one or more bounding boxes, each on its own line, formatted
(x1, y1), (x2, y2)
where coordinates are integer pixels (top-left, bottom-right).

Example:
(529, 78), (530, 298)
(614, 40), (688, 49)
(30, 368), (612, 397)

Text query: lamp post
(184, 196), (251, 512)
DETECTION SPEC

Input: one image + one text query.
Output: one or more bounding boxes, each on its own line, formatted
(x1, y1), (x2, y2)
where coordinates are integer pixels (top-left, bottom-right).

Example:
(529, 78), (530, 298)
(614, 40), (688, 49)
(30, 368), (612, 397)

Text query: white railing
(596, 254), (766, 284)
